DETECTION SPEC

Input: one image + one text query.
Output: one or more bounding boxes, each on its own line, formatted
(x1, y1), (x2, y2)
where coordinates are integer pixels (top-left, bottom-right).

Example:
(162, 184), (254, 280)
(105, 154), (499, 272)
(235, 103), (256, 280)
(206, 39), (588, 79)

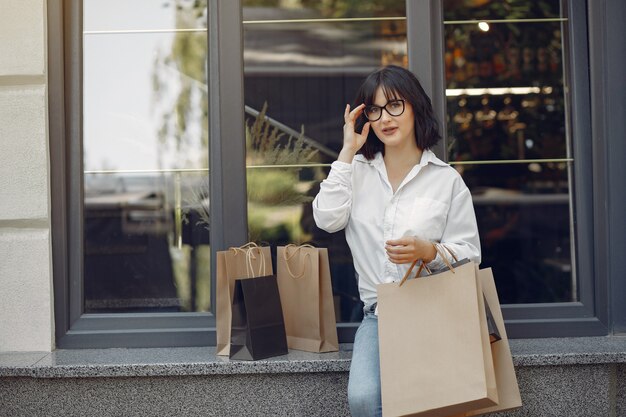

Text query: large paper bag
(465, 266), (522, 415)
(377, 260), (498, 417)
(229, 274), (289, 361)
(216, 244), (272, 356)
(276, 245), (339, 353)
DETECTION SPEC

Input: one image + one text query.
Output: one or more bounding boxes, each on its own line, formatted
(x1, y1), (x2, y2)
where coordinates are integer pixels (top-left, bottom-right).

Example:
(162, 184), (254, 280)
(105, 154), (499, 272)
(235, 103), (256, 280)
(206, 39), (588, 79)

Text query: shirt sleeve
(427, 187), (481, 270)
(312, 160), (353, 233)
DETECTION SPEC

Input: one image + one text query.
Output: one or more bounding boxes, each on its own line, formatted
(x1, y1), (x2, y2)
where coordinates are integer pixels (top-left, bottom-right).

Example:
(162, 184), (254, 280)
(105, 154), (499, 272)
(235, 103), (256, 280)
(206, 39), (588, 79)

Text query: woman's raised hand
(338, 104), (370, 163)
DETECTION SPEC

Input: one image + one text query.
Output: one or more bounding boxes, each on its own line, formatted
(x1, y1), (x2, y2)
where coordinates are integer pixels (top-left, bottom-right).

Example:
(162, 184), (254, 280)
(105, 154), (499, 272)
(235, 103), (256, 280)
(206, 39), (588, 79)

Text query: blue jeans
(348, 307), (382, 417)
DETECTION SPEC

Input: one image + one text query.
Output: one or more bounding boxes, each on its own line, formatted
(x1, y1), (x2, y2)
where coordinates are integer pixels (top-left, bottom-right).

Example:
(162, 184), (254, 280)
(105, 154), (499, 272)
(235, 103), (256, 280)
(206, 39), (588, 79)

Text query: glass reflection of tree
(246, 104), (319, 243)
(151, 0), (209, 227)
(152, 0), (208, 172)
(243, 0), (405, 18)
(151, 0), (209, 312)
(442, 0), (560, 21)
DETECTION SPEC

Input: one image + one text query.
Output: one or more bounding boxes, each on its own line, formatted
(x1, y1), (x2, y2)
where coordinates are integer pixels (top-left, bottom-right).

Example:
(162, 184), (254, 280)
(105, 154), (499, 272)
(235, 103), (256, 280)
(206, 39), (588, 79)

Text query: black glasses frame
(364, 99), (406, 121)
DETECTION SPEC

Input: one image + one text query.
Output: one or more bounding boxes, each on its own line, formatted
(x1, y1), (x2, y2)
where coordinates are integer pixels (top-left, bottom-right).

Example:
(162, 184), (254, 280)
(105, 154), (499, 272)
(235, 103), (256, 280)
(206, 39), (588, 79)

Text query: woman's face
(368, 87), (416, 150)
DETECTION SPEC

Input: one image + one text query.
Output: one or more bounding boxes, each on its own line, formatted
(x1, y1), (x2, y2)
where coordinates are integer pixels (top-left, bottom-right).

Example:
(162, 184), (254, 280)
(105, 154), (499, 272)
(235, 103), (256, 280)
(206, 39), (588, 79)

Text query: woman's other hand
(385, 236), (437, 264)
(338, 104), (370, 163)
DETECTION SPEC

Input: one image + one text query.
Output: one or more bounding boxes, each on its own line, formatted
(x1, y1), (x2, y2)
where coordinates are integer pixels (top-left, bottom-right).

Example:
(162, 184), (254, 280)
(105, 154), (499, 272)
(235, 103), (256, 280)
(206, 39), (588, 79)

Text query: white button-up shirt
(312, 149), (481, 306)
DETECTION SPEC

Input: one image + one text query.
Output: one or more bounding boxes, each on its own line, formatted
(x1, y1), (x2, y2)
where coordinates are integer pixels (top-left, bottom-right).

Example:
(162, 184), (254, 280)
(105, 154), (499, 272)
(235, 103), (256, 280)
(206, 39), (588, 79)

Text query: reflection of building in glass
(243, 6), (407, 159)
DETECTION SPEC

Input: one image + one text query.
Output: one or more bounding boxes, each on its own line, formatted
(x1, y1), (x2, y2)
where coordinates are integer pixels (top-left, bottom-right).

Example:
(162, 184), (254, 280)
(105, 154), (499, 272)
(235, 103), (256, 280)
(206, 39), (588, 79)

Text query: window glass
(83, 0), (210, 313)
(243, 0), (406, 323)
(443, 0), (561, 20)
(84, 0), (206, 31)
(443, 0), (575, 303)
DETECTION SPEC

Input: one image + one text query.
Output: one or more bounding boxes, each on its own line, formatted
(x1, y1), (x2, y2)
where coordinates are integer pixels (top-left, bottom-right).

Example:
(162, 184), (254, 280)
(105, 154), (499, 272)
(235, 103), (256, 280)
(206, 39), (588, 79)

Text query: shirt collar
(420, 148), (449, 167)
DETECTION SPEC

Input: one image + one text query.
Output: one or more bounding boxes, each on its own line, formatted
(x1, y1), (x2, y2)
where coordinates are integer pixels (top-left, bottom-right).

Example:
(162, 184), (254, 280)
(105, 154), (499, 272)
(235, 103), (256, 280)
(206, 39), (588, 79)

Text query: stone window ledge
(1, 336), (625, 379)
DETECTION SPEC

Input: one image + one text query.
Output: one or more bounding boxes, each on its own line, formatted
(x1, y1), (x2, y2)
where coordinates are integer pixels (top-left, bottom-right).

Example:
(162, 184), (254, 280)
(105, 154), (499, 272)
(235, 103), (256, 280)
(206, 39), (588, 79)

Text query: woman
(312, 65), (481, 417)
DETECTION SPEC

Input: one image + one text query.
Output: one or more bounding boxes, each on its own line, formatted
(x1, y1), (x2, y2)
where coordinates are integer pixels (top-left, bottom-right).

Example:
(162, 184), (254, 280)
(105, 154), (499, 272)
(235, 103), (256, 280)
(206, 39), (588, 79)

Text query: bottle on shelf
(475, 95), (497, 130)
(497, 95), (526, 160)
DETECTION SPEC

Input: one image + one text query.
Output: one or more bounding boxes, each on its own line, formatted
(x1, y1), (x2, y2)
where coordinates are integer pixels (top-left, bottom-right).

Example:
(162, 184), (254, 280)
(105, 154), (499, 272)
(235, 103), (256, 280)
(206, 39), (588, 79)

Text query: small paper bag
(229, 274), (289, 361)
(216, 243), (273, 356)
(276, 245), (339, 353)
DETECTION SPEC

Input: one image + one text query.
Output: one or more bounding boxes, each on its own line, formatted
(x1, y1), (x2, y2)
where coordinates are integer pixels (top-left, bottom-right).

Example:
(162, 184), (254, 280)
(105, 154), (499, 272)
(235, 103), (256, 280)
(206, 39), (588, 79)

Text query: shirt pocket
(408, 197), (449, 241)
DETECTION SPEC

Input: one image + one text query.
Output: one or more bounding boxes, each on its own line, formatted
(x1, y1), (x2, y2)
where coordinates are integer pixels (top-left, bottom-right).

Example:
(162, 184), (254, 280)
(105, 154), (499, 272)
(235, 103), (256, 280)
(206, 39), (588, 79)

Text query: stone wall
(0, 0), (53, 352)
(0, 364), (623, 416)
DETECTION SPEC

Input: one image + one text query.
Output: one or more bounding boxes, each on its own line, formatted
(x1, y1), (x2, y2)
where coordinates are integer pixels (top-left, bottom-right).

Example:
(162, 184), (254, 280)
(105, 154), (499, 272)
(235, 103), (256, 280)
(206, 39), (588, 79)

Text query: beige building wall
(0, 0), (53, 352)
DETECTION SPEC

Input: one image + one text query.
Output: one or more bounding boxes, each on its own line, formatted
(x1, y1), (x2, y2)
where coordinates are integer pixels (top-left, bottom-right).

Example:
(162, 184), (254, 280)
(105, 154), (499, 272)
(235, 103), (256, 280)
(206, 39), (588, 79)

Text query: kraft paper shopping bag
(465, 266), (522, 415)
(276, 245), (339, 353)
(377, 247), (498, 417)
(216, 243), (273, 356)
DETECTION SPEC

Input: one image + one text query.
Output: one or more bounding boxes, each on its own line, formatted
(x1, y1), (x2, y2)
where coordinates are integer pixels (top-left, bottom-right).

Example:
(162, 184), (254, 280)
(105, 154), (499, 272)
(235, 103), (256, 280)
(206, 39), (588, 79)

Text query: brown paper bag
(216, 244), (273, 356)
(437, 245), (522, 417)
(378, 258), (498, 417)
(465, 266), (522, 415)
(276, 245), (339, 353)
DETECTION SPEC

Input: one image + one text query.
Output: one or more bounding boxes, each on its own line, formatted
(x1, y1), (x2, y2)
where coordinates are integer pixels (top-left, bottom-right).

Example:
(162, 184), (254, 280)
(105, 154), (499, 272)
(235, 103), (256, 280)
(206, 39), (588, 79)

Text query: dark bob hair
(354, 65), (441, 160)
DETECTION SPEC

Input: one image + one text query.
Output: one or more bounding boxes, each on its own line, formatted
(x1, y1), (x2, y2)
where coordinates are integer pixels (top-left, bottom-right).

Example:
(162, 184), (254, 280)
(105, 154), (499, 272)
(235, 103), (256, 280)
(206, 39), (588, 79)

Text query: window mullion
(208, 0), (248, 315)
(406, 0), (447, 161)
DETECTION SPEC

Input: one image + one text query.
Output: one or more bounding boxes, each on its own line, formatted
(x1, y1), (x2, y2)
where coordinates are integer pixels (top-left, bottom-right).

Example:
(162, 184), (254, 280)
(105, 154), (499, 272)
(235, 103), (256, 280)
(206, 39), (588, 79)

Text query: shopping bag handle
(398, 243), (455, 287)
(229, 242), (267, 277)
(247, 247), (267, 277)
(434, 243), (456, 270)
(398, 259), (425, 287)
(283, 244), (314, 279)
(438, 243), (459, 263)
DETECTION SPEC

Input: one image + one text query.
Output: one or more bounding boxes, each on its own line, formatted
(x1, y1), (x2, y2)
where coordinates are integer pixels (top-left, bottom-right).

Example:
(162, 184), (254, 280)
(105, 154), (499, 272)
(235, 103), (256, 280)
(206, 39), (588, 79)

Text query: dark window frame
(588, 0), (626, 335)
(50, 0), (620, 349)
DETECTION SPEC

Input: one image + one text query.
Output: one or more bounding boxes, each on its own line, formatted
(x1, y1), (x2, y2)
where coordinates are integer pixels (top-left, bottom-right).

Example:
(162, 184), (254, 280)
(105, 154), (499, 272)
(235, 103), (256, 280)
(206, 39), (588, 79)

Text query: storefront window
(52, 0), (609, 346)
(242, 0), (576, 314)
(242, 0), (407, 322)
(82, 0), (210, 313)
(443, 0), (574, 303)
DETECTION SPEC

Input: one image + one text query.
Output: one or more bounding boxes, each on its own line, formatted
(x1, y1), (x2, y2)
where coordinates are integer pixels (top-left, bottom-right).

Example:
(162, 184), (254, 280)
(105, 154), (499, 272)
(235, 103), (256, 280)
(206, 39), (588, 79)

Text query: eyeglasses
(364, 99), (406, 121)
